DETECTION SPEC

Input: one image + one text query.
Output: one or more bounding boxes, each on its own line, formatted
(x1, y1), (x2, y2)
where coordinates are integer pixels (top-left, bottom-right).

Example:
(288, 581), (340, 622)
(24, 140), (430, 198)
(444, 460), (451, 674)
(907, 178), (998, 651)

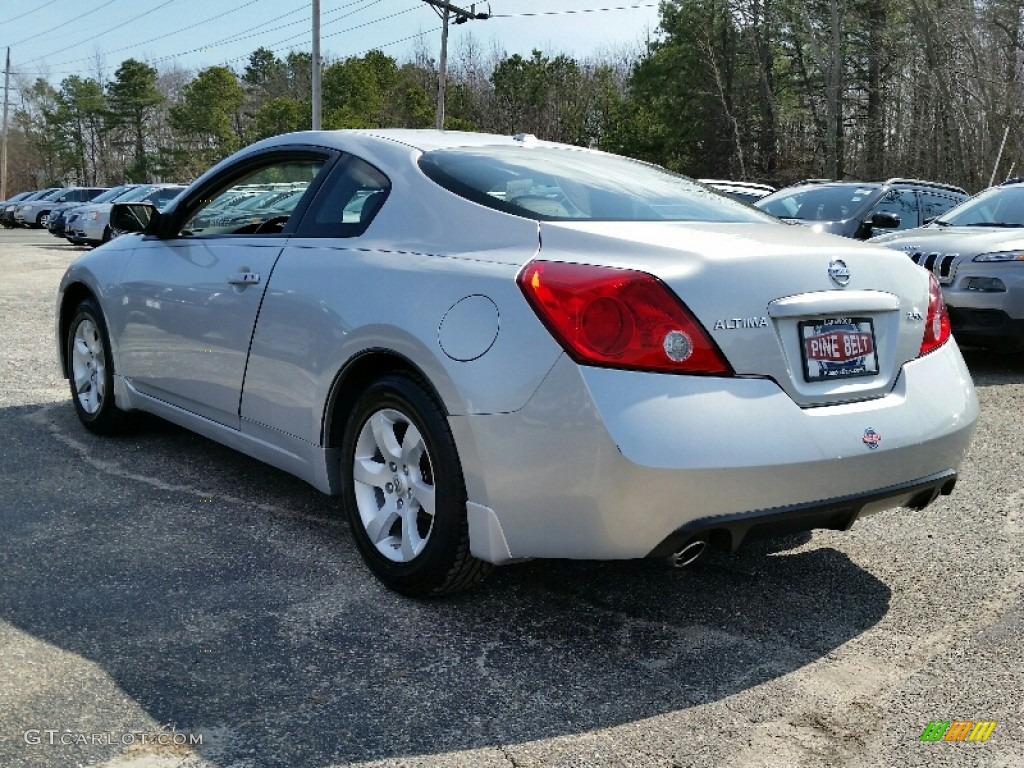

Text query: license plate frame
(799, 316), (879, 382)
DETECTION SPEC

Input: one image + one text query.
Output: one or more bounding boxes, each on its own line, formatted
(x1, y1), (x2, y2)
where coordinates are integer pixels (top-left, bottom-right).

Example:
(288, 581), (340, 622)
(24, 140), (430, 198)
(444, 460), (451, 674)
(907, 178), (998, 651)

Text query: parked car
(755, 178), (968, 239)
(38, 187), (109, 233)
(700, 179), (776, 204)
(0, 190), (34, 210)
(57, 130), (978, 597)
(181, 187), (308, 236)
(2, 188), (58, 227)
(51, 184), (138, 239)
(0, 191), (34, 226)
(14, 187), (103, 228)
(63, 185), (143, 244)
(67, 184), (185, 246)
(870, 178), (1024, 350)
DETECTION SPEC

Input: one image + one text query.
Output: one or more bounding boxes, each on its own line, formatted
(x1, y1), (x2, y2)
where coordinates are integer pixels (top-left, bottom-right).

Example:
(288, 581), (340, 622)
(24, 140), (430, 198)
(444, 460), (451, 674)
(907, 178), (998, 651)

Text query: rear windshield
(757, 184), (880, 221)
(418, 146), (772, 223)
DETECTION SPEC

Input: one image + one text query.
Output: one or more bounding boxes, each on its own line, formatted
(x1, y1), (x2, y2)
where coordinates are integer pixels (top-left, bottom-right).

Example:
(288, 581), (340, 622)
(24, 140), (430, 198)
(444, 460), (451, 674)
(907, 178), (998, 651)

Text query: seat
(816, 201), (848, 221)
(359, 191), (386, 224)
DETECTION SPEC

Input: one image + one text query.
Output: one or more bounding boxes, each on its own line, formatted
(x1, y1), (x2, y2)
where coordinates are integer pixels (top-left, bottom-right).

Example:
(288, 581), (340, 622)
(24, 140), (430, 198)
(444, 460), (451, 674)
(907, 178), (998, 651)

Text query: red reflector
(581, 296), (634, 355)
(919, 271), (951, 356)
(517, 260), (732, 375)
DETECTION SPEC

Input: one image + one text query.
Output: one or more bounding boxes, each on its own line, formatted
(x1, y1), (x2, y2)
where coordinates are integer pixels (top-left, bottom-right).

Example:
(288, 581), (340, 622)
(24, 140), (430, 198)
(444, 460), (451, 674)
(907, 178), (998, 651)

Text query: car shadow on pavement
(26, 242), (91, 253)
(960, 346), (1024, 385)
(1, 402), (891, 766)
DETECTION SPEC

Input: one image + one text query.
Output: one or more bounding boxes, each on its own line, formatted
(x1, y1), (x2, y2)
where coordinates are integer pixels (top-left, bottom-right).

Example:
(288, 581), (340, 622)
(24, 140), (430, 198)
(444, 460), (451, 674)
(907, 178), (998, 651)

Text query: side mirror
(868, 211), (900, 229)
(110, 202), (160, 237)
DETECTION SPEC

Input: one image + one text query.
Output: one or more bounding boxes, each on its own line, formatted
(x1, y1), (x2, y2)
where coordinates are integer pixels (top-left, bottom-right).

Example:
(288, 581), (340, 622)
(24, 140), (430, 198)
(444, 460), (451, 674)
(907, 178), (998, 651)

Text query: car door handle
(228, 271), (260, 285)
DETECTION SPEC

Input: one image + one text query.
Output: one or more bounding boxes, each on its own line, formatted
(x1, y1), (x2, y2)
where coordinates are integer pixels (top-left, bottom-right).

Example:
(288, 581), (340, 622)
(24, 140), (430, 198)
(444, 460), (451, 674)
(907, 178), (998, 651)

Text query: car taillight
(517, 260), (732, 375)
(919, 271), (951, 356)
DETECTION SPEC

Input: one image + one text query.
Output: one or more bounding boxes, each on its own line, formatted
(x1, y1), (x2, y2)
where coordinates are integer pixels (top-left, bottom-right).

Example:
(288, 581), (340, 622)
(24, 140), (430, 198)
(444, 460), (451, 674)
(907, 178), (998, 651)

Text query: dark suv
(755, 178), (968, 240)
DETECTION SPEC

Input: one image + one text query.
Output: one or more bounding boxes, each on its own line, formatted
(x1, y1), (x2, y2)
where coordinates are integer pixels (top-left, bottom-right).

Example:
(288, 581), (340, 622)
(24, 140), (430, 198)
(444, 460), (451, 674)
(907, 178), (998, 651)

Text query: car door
(115, 150), (335, 428)
(239, 153), (392, 444)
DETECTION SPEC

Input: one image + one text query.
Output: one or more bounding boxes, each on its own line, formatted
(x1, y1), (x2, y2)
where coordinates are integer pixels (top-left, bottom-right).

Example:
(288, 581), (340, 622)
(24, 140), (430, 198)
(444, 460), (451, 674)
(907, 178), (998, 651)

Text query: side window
(296, 154), (390, 237)
(872, 189), (919, 231)
(920, 192), (960, 223)
(181, 158), (326, 237)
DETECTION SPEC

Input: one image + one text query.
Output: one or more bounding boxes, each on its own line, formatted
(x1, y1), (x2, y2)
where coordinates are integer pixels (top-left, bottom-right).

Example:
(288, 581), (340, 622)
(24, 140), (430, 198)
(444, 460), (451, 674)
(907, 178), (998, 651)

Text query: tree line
(7, 0), (1023, 195)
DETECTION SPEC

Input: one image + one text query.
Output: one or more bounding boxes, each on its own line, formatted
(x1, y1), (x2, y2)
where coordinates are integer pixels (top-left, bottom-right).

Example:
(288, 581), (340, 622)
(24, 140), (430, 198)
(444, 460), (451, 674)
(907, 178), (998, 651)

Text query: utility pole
(2, 48), (10, 201)
(312, 0), (322, 130)
(420, 1), (488, 131)
(436, 8), (449, 131)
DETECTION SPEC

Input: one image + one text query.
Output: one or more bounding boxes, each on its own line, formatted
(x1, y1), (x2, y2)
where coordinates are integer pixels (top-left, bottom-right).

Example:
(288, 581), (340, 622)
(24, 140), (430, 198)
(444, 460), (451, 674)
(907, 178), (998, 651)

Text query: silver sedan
(56, 130), (978, 596)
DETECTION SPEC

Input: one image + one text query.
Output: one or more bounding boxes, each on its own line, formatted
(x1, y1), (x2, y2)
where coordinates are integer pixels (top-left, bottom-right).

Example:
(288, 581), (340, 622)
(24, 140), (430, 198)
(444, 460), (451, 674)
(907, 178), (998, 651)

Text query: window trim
(156, 147), (340, 240)
(291, 153), (393, 239)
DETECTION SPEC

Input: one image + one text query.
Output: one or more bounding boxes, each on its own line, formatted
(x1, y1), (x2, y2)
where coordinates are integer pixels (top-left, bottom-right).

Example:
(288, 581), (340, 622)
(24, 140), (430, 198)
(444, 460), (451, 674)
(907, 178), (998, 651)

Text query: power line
(22, 0), (178, 68)
(3, 0), (120, 49)
(355, 28), (439, 56)
(260, 0), (392, 51)
(327, 5), (423, 41)
(32, 0), (287, 72)
(213, 26), (438, 66)
(146, 0), (385, 67)
(184, 0), (382, 58)
(14, 0), (661, 79)
(0, 0), (62, 28)
(490, 2), (659, 19)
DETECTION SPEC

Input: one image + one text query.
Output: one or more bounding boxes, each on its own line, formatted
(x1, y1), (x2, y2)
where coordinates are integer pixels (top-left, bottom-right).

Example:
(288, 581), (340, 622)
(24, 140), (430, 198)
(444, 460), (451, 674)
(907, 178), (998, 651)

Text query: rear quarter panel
(240, 243), (564, 446)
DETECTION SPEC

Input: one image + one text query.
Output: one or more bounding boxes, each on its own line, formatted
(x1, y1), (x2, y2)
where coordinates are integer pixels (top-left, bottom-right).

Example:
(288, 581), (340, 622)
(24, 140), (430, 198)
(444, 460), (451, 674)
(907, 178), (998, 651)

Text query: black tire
(101, 225), (112, 243)
(340, 372), (491, 597)
(66, 299), (134, 434)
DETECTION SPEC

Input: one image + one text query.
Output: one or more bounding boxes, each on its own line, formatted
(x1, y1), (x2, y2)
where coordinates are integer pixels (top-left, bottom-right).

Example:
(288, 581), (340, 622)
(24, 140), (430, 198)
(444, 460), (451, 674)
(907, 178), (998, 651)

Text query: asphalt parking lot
(0, 227), (1021, 768)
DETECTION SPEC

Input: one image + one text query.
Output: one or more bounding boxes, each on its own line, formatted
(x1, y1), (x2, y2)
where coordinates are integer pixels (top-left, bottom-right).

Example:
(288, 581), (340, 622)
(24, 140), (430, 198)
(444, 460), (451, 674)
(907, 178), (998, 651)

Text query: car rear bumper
(453, 341), (978, 563)
(645, 469), (957, 557)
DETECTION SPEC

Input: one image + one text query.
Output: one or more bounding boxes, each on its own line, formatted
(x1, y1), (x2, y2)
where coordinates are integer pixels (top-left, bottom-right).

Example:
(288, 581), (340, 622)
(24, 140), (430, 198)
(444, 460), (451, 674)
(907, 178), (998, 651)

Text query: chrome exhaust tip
(667, 538), (706, 569)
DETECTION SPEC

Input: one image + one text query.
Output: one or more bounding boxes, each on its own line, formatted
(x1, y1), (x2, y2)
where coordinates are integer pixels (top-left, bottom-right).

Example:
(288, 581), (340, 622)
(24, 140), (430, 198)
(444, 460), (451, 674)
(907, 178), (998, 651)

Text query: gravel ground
(0, 228), (1021, 768)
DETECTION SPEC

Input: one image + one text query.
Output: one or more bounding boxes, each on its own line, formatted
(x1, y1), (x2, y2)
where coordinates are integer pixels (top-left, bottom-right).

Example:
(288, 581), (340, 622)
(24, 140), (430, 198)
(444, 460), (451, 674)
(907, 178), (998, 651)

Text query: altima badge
(828, 259), (851, 287)
(712, 317), (769, 330)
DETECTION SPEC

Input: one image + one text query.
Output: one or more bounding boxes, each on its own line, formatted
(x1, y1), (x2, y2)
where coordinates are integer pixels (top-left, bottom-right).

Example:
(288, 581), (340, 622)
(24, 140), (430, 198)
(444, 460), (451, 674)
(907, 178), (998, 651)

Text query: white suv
(870, 179), (1024, 351)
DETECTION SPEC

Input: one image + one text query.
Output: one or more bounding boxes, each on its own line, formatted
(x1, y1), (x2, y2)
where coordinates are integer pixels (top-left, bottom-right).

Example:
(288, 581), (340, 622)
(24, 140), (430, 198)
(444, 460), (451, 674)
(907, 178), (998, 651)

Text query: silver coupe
(56, 130), (979, 596)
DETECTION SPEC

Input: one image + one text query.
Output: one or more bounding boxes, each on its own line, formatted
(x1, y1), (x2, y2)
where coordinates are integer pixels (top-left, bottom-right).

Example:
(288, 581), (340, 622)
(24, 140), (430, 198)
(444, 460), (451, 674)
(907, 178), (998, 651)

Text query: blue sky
(2, 0), (663, 84)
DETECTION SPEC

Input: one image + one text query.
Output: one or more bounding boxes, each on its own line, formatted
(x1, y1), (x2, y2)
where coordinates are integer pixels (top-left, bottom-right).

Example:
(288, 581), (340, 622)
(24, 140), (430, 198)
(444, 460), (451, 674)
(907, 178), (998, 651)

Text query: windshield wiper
(956, 222), (1024, 228)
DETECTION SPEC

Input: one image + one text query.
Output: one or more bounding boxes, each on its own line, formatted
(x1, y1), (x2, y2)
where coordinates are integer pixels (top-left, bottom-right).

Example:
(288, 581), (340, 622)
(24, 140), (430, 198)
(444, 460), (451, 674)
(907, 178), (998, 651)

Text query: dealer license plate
(799, 317), (879, 382)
